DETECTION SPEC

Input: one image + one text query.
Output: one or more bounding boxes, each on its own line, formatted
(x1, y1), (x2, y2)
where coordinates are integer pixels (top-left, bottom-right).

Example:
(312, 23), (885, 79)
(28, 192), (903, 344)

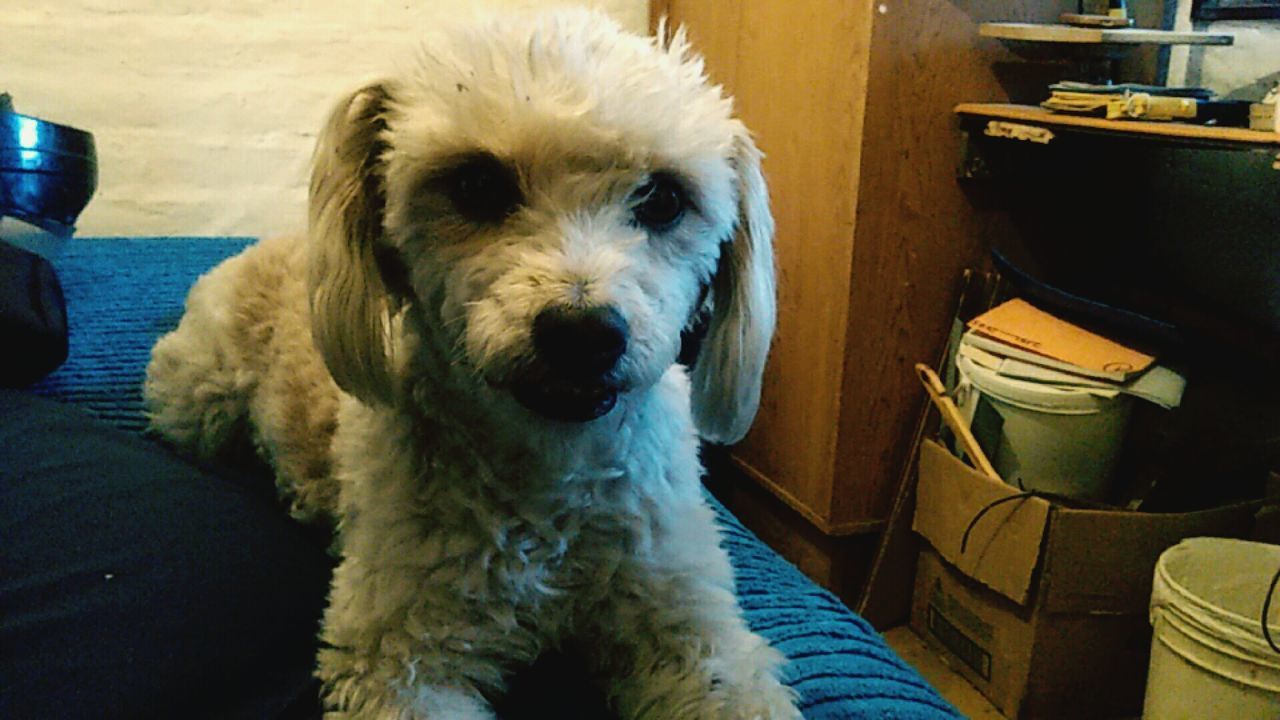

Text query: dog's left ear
(689, 129), (777, 444)
(308, 82), (401, 406)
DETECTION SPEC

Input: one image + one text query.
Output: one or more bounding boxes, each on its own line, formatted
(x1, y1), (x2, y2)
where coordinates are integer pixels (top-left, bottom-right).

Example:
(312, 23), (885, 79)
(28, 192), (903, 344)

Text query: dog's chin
(510, 377), (620, 423)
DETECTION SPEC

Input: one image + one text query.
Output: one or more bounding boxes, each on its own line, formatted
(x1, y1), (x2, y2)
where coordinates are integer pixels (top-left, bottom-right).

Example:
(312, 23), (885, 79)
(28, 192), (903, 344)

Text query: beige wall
(5, 1), (647, 236)
(1194, 20), (1280, 100)
(1166, 3), (1280, 99)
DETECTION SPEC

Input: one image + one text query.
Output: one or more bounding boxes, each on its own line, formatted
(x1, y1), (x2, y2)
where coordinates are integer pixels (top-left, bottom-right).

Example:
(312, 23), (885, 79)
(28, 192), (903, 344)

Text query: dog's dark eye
(440, 154), (522, 224)
(631, 173), (687, 231)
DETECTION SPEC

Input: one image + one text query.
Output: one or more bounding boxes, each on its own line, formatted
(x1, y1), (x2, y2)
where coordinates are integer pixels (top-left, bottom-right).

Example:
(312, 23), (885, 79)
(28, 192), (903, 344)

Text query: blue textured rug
(33, 237), (960, 720)
(32, 237), (257, 432)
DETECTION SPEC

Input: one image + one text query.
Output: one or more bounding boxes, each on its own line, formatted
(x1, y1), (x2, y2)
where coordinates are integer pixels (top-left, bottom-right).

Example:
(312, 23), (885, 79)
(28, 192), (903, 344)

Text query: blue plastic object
(0, 95), (97, 237)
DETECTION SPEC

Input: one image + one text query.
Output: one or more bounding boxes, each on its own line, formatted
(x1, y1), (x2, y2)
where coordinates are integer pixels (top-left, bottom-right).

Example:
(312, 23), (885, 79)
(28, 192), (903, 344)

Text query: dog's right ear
(688, 130), (777, 445)
(308, 82), (399, 406)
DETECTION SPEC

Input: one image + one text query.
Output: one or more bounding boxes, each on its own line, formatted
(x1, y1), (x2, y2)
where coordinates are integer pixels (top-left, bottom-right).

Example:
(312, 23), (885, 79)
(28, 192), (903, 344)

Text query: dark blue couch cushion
(0, 388), (333, 720)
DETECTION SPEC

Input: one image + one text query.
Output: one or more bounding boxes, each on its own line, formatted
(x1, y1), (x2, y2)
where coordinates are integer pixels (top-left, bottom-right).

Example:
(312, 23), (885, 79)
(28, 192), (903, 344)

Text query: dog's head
(307, 10), (774, 444)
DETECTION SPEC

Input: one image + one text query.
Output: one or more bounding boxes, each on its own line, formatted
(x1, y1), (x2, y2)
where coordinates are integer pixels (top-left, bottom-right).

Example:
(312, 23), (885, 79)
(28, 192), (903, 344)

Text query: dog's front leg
(320, 675), (493, 720)
(586, 504), (801, 720)
(317, 556), (525, 720)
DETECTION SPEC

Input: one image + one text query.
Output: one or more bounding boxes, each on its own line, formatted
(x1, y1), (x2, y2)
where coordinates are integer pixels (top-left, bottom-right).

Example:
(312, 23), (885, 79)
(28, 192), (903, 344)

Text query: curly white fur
(145, 9), (794, 719)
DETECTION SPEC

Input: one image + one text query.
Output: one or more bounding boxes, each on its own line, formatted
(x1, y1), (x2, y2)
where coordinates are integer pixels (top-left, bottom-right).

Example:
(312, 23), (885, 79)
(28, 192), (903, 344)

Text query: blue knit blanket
(33, 238), (959, 720)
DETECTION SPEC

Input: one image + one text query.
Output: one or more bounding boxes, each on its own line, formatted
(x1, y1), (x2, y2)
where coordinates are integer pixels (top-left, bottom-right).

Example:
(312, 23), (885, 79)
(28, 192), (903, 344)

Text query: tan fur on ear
(690, 130), (777, 444)
(308, 83), (399, 405)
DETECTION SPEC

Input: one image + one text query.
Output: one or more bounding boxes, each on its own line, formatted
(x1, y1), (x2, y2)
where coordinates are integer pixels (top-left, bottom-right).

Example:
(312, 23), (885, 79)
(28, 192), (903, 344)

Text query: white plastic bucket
(955, 353), (1132, 500)
(1144, 538), (1280, 719)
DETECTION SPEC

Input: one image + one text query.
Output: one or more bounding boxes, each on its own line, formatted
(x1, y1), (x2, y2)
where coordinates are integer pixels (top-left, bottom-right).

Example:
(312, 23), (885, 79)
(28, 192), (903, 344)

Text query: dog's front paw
(624, 674), (801, 720)
(707, 647), (803, 720)
(616, 641), (802, 720)
(320, 647), (496, 720)
(713, 675), (803, 720)
(322, 684), (496, 720)
(410, 686), (498, 720)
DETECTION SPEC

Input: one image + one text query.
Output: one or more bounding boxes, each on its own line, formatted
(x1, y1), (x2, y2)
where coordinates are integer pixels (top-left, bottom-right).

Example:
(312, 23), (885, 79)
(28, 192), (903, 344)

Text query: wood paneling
(671, 0), (876, 527)
(830, 2), (1058, 525)
(659, 0), (1081, 598)
(705, 449), (880, 595)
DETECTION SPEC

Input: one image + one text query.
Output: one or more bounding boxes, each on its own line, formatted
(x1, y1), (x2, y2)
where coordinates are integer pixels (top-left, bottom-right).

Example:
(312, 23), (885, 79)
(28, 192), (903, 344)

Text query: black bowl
(0, 104), (97, 237)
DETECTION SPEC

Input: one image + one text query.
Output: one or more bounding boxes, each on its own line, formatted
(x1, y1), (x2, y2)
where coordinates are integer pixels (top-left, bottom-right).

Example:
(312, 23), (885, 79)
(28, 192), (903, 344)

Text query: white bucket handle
(1264, 565), (1280, 655)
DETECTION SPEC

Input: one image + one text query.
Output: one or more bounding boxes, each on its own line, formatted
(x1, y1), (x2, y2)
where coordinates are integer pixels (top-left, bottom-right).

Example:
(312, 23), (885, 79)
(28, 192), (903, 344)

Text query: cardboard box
(910, 439), (1264, 719)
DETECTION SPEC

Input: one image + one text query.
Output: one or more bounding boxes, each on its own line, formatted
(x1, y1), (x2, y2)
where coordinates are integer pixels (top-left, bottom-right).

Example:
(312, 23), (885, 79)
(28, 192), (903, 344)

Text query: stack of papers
(963, 299), (1185, 409)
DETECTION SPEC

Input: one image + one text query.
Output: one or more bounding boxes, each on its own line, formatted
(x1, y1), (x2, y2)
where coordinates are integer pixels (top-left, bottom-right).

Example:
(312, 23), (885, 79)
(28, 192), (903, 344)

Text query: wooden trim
(824, 518), (888, 536)
(979, 22), (1234, 46)
(730, 454), (888, 537)
(692, 0), (873, 527)
(956, 103), (1280, 147)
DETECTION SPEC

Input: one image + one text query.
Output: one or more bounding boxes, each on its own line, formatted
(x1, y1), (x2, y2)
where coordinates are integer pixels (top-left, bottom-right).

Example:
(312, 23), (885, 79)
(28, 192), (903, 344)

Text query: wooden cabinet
(651, 0), (1082, 604)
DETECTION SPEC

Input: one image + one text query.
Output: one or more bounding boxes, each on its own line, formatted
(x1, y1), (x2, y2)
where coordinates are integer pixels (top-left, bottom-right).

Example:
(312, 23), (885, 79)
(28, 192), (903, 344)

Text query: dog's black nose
(532, 305), (629, 379)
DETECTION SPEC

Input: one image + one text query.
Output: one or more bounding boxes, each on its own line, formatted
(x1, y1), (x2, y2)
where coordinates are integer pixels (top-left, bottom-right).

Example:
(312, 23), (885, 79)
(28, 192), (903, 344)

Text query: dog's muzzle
(510, 305), (628, 423)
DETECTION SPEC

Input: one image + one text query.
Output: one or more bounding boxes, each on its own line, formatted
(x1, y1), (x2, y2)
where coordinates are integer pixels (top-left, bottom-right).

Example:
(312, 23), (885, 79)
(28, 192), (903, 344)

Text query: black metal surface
(0, 106), (97, 237)
(957, 111), (1280, 372)
(990, 247), (1184, 354)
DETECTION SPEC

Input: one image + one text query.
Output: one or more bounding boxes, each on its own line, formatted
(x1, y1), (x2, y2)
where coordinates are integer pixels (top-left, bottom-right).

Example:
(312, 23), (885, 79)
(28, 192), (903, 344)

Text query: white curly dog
(145, 9), (797, 719)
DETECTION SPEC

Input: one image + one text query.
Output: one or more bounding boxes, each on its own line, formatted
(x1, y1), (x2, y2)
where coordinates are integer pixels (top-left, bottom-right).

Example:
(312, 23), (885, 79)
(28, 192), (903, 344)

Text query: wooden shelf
(956, 103), (1280, 148)
(980, 22), (1234, 46)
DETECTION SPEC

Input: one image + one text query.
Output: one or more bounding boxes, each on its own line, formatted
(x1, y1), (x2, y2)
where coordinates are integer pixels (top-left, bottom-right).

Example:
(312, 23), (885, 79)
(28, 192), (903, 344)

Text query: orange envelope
(967, 299), (1154, 381)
